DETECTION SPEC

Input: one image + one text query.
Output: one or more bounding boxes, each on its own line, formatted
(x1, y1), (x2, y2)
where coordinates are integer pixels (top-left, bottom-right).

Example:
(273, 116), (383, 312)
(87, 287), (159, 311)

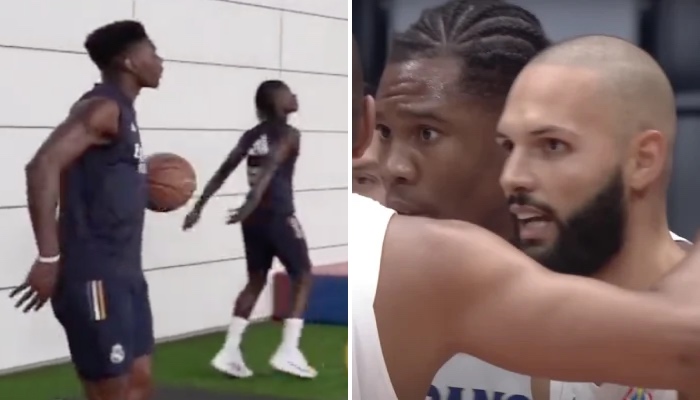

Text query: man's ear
(353, 95), (376, 158)
(624, 129), (666, 192)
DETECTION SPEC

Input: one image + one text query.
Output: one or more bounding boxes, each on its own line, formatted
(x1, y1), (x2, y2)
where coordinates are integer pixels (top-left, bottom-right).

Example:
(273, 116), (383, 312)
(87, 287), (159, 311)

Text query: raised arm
(26, 97), (120, 259)
(389, 216), (700, 392)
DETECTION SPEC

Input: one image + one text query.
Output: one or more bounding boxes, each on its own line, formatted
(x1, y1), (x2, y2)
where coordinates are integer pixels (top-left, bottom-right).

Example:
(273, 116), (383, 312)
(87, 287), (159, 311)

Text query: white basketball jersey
(430, 355), (532, 400)
(546, 231), (688, 400)
(350, 193), (397, 400)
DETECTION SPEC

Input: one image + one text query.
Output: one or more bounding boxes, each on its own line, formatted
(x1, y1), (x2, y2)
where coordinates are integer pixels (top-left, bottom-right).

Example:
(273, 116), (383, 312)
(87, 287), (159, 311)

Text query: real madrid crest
(110, 343), (125, 364)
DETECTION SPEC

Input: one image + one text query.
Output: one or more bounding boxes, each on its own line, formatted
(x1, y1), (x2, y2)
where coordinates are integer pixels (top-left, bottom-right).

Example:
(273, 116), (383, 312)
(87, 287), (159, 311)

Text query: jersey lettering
(248, 134), (270, 156)
(427, 387), (531, 400)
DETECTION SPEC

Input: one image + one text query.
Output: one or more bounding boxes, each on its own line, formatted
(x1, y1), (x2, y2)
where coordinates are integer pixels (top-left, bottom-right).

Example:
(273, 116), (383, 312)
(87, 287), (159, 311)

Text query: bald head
(531, 35), (676, 139)
(497, 36), (679, 274)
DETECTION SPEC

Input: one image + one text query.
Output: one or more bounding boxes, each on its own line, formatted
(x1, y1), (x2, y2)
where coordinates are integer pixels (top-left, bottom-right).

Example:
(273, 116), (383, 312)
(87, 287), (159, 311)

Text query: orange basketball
(146, 153), (197, 212)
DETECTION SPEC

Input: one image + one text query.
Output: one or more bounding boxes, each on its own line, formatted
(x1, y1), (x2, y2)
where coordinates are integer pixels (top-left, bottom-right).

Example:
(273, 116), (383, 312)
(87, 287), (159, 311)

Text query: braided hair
(389, 0), (550, 99)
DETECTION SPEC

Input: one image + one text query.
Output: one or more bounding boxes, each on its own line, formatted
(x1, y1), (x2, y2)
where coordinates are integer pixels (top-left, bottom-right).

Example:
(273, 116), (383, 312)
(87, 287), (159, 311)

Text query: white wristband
(37, 254), (60, 263)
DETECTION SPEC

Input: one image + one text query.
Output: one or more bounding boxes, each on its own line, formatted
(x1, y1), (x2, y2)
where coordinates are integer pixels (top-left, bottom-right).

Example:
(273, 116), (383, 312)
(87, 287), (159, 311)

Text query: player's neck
(265, 113), (288, 123)
(100, 73), (141, 101)
(593, 209), (684, 290)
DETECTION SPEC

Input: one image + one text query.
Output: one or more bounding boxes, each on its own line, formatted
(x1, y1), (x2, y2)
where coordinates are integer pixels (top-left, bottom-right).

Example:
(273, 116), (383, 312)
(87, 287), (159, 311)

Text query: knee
(289, 268), (312, 287)
(129, 357), (153, 400)
(246, 274), (268, 293)
(81, 376), (130, 400)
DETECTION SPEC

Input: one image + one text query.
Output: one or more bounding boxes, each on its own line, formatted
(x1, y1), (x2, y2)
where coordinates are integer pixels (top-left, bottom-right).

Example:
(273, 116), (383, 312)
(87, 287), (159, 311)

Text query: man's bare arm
(530, 378), (550, 400)
(194, 132), (256, 210)
(388, 216), (700, 392)
(25, 98), (119, 257)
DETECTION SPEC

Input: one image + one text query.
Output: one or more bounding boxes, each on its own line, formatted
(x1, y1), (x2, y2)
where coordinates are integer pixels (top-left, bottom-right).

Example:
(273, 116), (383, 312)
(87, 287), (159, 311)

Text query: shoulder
(384, 216), (513, 272)
(70, 96), (120, 116)
(382, 216), (509, 295)
(239, 124), (264, 143)
(69, 97), (120, 137)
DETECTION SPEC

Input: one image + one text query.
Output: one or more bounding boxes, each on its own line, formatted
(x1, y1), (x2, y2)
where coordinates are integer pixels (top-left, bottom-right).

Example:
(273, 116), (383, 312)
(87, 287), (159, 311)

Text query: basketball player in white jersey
(352, 36), (700, 400)
(374, 1), (549, 398)
(493, 35), (696, 400)
(368, 2), (696, 397)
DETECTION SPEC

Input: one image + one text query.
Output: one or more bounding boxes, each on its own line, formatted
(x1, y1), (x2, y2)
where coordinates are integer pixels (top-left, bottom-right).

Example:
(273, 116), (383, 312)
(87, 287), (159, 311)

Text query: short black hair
(255, 80), (288, 120)
(389, 0), (550, 99)
(363, 82), (376, 97)
(84, 20), (148, 70)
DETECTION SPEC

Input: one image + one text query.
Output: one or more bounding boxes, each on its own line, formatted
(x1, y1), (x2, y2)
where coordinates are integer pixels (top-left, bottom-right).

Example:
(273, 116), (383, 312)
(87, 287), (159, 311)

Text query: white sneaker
(211, 347), (254, 378)
(269, 347), (318, 379)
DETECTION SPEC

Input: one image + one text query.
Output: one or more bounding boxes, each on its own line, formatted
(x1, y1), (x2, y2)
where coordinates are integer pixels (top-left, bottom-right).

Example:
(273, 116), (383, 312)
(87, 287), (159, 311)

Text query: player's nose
(500, 149), (536, 195)
(385, 142), (418, 185)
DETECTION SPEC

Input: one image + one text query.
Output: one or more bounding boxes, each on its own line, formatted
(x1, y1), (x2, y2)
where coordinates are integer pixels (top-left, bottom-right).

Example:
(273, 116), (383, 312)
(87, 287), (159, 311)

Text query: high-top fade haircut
(84, 20), (148, 71)
(390, 0), (550, 100)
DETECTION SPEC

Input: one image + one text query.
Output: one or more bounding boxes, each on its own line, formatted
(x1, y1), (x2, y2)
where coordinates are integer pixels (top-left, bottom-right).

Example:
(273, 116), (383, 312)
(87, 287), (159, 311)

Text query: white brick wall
(0, 0), (348, 371)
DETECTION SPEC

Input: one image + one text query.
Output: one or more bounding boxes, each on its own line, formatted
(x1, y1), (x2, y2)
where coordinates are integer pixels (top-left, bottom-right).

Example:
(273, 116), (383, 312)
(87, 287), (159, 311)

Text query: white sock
(224, 316), (249, 351)
(281, 318), (304, 351)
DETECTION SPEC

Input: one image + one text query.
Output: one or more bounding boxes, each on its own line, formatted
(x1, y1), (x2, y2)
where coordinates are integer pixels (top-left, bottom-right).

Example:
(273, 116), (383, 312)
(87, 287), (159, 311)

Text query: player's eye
(418, 127), (441, 142)
(496, 138), (514, 152)
(377, 124), (391, 140)
(543, 138), (569, 154)
(355, 175), (377, 185)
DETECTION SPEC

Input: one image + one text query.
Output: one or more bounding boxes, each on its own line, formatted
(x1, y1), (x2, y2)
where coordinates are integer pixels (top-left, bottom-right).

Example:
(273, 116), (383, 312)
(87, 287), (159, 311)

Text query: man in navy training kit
(183, 80), (316, 379)
(10, 20), (163, 400)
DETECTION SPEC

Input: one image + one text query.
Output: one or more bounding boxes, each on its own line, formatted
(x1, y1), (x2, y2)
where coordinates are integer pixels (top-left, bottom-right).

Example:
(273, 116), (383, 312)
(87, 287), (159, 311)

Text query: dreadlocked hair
(389, 0), (550, 99)
(255, 80), (287, 121)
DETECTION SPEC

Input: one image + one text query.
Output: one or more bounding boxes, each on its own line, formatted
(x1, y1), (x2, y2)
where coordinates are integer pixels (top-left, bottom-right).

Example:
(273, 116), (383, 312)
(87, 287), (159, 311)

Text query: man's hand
(9, 259), (59, 312)
(226, 193), (260, 225)
(182, 206), (202, 231)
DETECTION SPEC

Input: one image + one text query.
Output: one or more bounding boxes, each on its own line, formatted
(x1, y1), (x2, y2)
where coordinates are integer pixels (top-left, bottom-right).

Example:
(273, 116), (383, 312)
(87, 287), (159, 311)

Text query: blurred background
(353, 0), (700, 239)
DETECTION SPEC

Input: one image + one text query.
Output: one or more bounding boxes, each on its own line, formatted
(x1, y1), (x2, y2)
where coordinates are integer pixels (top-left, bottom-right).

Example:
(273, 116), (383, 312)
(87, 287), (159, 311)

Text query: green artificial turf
(0, 322), (348, 400)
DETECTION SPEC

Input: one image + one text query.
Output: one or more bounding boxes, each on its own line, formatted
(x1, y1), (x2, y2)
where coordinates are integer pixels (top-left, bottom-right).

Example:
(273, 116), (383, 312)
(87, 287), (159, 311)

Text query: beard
(510, 171), (626, 276)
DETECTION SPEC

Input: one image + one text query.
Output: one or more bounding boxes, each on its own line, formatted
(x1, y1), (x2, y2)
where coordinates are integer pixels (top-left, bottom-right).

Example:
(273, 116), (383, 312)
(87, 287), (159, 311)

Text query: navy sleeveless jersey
(59, 83), (147, 281)
(242, 120), (298, 216)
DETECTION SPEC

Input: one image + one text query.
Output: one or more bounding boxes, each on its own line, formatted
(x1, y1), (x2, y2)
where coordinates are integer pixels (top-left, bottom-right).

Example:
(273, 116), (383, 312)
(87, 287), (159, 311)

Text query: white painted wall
(0, 0), (348, 372)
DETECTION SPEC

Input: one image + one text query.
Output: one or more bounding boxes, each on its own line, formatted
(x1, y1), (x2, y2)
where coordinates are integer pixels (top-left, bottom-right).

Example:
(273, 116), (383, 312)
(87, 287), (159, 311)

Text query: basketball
(146, 153), (197, 212)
